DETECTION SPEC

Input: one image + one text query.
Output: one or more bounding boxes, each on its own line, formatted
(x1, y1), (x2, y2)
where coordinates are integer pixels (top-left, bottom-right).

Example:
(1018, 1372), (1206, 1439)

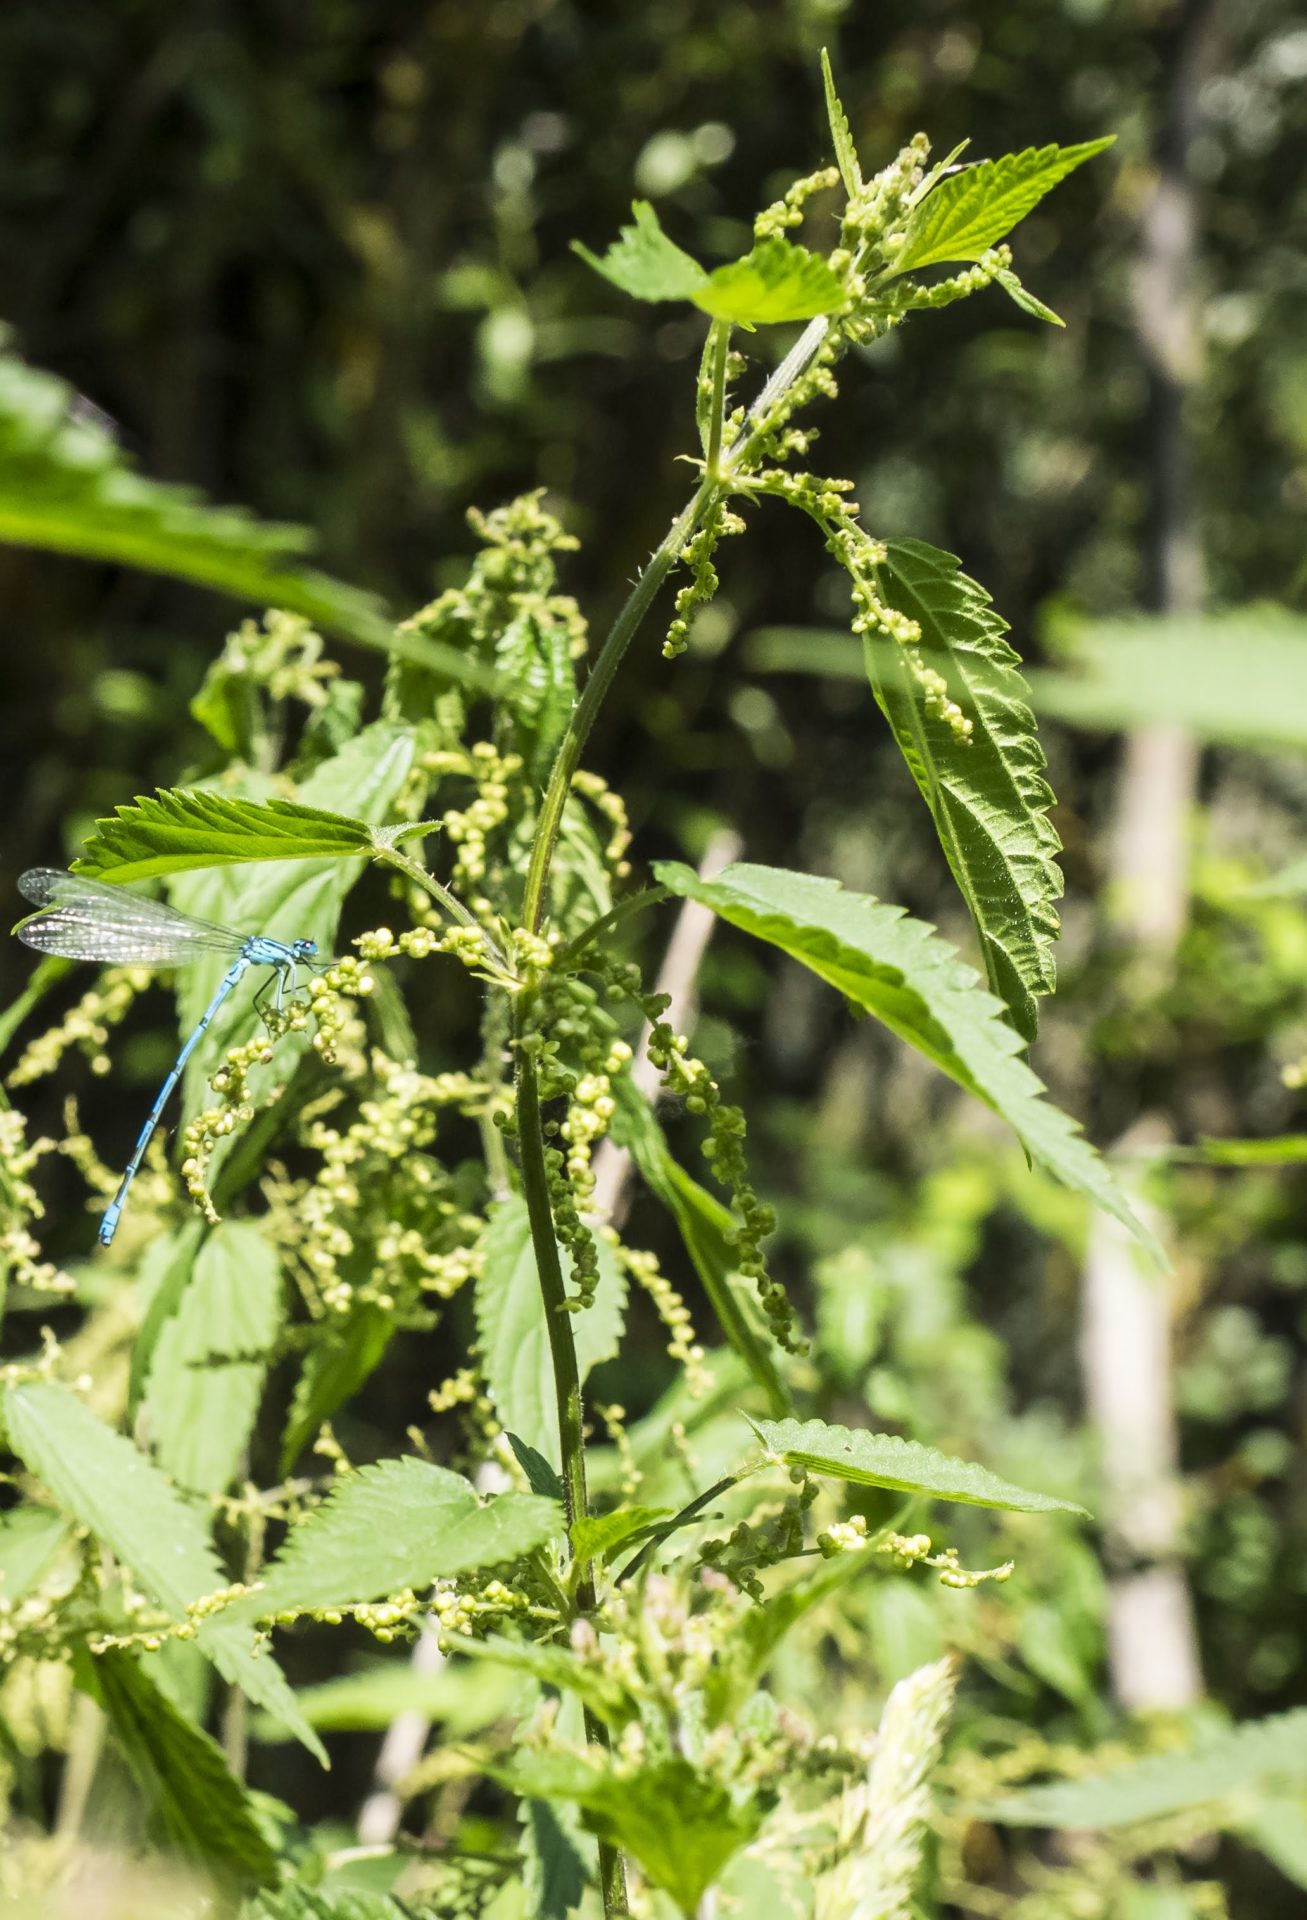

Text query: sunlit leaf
(893, 139), (1114, 273)
(821, 48), (862, 197)
(75, 790), (382, 884)
(693, 237), (846, 326)
(573, 201), (707, 302)
(749, 1415), (1087, 1514)
(654, 861), (1157, 1256)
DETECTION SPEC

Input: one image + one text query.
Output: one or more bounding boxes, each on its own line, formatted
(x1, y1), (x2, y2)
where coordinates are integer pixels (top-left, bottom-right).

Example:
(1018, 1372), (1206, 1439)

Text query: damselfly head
(292, 937), (318, 960)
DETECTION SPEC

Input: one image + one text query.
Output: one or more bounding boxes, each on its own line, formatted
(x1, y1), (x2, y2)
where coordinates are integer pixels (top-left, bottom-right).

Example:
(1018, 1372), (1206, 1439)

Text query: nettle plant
(1, 65), (1142, 1920)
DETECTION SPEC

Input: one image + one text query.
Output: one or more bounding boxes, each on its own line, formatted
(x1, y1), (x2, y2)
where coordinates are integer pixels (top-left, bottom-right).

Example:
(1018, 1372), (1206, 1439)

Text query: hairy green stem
(512, 1000), (629, 1913)
(704, 320), (731, 480)
(553, 884), (670, 970)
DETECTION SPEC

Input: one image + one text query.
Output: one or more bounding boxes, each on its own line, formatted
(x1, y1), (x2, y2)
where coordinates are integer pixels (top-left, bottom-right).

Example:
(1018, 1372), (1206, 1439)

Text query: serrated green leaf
(128, 1222), (205, 1417)
(692, 236), (847, 326)
(1243, 1798), (1307, 1891)
(570, 1505), (672, 1568)
(75, 790), (378, 884)
(868, 538), (1063, 1042)
(995, 266), (1065, 326)
(979, 1707), (1307, 1828)
(168, 720), (415, 1116)
(495, 605), (578, 781)
(573, 200), (707, 303)
(610, 1077), (789, 1414)
(892, 138), (1113, 273)
(3, 1379), (325, 1761)
(821, 48), (862, 197)
(81, 1647), (280, 1890)
(507, 1432), (567, 1503)
(1028, 607), (1307, 747)
(523, 1796), (590, 1920)
(0, 349), (394, 648)
(653, 861), (1157, 1256)
(254, 1658), (519, 1739)
(501, 1752), (770, 1912)
(143, 1221), (282, 1495)
(750, 1415), (1087, 1514)
(281, 1302), (396, 1475)
(229, 1457), (561, 1619)
(476, 1197), (627, 1463)
(0, 1504), (71, 1603)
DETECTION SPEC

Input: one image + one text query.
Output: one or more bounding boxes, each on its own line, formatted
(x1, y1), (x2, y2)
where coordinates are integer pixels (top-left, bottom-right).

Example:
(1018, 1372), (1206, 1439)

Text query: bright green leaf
(1244, 1798), (1307, 1891)
(143, 1221), (282, 1495)
(75, 790), (380, 884)
(750, 1415), (1087, 1514)
(995, 266), (1065, 326)
(654, 861), (1157, 1256)
(3, 1380), (325, 1761)
(893, 138), (1114, 273)
(281, 1302), (396, 1475)
(693, 236), (846, 326)
(254, 1658), (520, 1739)
(868, 538), (1063, 1042)
(821, 48), (862, 197)
(1193, 1135), (1307, 1167)
(0, 1504), (71, 1604)
(1029, 607), (1307, 748)
(81, 1647), (280, 1890)
(572, 201), (707, 303)
(980, 1707), (1307, 1828)
(570, 1505), (672, 1568)
(476, 1198), (627, 1463)
(229, 1457), (561, 1619)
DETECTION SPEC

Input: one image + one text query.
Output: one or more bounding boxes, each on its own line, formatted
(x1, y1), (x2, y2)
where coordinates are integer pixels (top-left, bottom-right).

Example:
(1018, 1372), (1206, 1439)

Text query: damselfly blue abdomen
(14, 869), (318, 1246)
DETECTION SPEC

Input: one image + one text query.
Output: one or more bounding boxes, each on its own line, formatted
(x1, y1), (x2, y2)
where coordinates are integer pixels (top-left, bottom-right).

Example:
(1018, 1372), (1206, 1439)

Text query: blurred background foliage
(2, 0), (1307, 1913)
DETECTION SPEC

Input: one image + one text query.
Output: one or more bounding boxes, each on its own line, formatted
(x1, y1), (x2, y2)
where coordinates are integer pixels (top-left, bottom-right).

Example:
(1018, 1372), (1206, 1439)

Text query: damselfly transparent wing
(16, 869), (248, 966)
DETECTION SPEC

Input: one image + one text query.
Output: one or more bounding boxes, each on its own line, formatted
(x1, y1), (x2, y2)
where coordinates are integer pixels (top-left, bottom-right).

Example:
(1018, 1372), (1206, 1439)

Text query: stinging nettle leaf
(82, 1647), (281, 1890)
(868, 538), (1063, 1043)
(476, 1196), (627, 1463)
(228, 1456), (561, 1619)
(692, 236), (847, 326)
(653, 861), (1159, 1257)
(2, 1379), (325, 1761)
(892, 138), (1114, 274)
(821, 48), (862, 198)
(994, 266), (1066, 327)
(75, 788), (379, 883)
(978, 1706), (1307, 1829)
(749, 1416), (1087, 1514)
(573, 200), (708, 303)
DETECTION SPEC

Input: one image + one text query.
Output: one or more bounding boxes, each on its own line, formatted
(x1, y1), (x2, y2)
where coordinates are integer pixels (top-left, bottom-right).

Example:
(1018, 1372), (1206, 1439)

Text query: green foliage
(0, 346), (393, 647)
(81, 1647), (280, 1891)
(692, 237), (847, 326)
(869, 538), (1062, 1042)
(228, 1458), (561, 1619)
(1029, 607), (1307, 747)
(141, 1221), (282, 1495)
(891, 139), (1114, 273)
(654, 861), (1156, 1253)
(0, 1503), (70, 1603)
(750, 1415), (1087, 1514)
(980, 1707), (1307, 1829)
(575, 202), (845, 326)
(570, 1504), (671, 1568)
(504, 1752), (770, 1916)
(3, 1379), (325, 1760)
(75, 788), (413, 883)
(821, 48), (862, 198)
(476, 1197), (627, 1463)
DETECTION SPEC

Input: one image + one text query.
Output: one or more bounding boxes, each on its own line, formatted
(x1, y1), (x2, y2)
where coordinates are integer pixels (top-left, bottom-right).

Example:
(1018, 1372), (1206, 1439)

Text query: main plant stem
(512, 311), (832, 1918)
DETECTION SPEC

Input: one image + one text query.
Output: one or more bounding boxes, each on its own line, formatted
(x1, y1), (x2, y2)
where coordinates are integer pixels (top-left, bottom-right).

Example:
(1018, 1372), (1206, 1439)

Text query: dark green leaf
(281, 1303), (396, 1475)
(654, 861), (1158, 1256)
(995, 266), (1065, 326)
(573, 201), (707, 302)
(868, 538), (1062, 1042)
(507, 1432), (567, 1503)
(570, 1505), (672, 1568)
(750, 1415), (1087, 1514)
(893, 139), (1114, 273)
(81, 1647), (280, 1890)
